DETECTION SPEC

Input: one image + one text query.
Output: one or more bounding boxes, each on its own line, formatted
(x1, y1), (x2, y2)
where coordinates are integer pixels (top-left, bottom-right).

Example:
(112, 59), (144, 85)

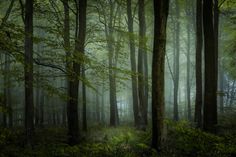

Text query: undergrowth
(0, 121), (236, 157)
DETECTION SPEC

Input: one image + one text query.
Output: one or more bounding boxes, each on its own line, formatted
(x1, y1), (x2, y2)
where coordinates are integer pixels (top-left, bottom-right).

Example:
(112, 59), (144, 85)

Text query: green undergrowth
(0, 122), (236, 157)
(0, 126), (156, 157)
(165, 120), (236, 157)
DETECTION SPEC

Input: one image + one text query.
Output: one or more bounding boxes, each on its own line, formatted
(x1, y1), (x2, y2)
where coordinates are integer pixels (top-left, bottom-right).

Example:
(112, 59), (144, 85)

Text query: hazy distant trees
(152, 0), (169, 151)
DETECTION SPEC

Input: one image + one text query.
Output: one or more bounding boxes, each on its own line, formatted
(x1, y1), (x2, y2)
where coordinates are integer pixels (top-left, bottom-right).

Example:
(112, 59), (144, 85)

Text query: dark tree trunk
(152, 0), (169, 151)
(185, 0), (191, 121)
(173, 0), (180, 121)
(35, 69), (40, 126)
(214, 0), (219, 85)
(138, 0), (148, 127)
(109, 64), (118, 126)
(219, 65), (224, 113)
(214, 0), (223, 113)
(82, 66), (87, 131)
(62, 0), (70, 127)
(195, 0), (203, 128)
(24, 0), (34, 146)
(67, 0), (87, 145)
(96, 91), (100, 123)
(186, 23), (191, 121)
(126, 0), (139, 127)
(104, 1), (119, 127)
(203, 0), (217, 133)
(39, 91), (44, 126)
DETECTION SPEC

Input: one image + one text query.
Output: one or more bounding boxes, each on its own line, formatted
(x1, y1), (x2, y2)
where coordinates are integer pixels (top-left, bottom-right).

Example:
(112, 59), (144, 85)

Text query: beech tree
(203, 0), (217, 133)
(24, 0), (34, 145)
(152, 0), (169, 151)
(195, 0), (203, 128)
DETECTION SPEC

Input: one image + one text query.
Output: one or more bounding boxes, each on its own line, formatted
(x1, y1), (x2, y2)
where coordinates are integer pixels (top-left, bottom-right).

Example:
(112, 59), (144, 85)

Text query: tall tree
(24, 0), (34, 145)
(95, 90), (100, 123)
(67, 0), (87, 145)
(214, 0), (224, 113)
(185, 0), (192, 121)
(138, 0), (148, 127)
(98, 0), (120, 126)
(194, 0), (203, 128)
(62, 0), (70, 127)
(203, 0), (217, 132)
(82, 66), (87, 131)
(152, 0), (169, 151)
(126, 0), (139, 127)
(173, 0), (180, 121)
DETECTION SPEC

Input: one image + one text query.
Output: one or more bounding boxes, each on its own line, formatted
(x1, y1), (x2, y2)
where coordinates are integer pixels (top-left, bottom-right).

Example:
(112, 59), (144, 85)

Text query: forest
(0, 0), (236, 156)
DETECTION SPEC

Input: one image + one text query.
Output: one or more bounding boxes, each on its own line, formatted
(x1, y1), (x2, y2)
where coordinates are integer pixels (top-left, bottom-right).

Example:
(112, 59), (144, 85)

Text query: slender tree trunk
(35, 68), (40, 126)
(173, 0), (180, 121)
(219, 65), (224, 113)
(67, 0), (87, 145)
(152, 0), (169, 151)
(96, 91), (100, 123)
(214, 0), (219, 86)
(63, 0), (70, 127)
(104, 1), (119, 127)
(203, 0), (217, 133)
(126, 0), (139, 127)
(214, 0), (223, 113)
(194, 0), (203, 128)
(3, 55), (8, 128)
(82, 66), (87, 131)
(186, 0), (191, 121)
(101, 81), (105, 124)
(138, 0), (147, 127)
(39, 90), (44, 126)
(24, 0), (34, 146)
(229, 81), (235, 107)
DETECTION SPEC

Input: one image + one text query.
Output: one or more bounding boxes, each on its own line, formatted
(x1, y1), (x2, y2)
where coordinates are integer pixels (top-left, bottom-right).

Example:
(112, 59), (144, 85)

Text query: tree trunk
(219, 65), (224, 113)
(138, 0), (147, 127)
(173, 0), (180, 121)
(195, 0), (203, 128)
(101, 81), (105, 124)
(67, 0), (87, 145)
(152, 0), (169, 151)
(63, 0), (71, 127)
(35, 68), (40, 126)
(104, 1), (119, 127)
(203, 0), (217, 133)
(24, 0), (34, 146)
(186, 0), (191, 121)
(39, 91), (44, 126)
(95, 89), (100, 123)
(126, 0), (139, 127)
(214, 0), (223, 113)
(82, 66), (87, 131)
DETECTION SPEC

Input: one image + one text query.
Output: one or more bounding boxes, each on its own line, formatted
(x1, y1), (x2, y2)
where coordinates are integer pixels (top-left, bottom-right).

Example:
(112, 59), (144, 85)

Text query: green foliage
(0, 127), (156, 157)
(166, 120), (236, 157)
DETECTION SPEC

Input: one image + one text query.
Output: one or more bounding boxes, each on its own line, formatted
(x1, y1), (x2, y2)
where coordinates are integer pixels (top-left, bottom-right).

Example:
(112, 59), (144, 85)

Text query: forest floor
(0, 120), (236, 157)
